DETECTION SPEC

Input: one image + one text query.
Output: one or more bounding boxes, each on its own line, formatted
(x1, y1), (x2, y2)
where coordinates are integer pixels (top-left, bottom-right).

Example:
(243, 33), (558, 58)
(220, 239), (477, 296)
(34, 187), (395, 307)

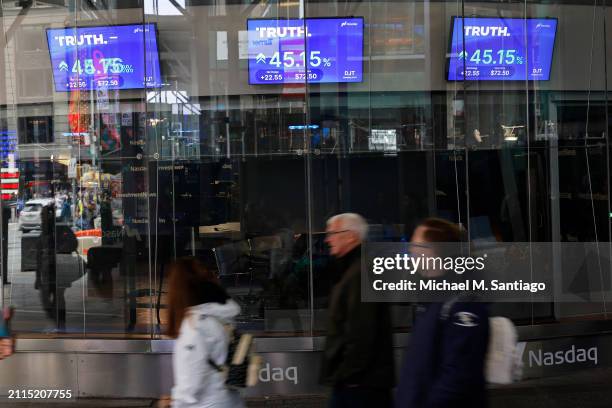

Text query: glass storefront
(0, 0), (610, 339)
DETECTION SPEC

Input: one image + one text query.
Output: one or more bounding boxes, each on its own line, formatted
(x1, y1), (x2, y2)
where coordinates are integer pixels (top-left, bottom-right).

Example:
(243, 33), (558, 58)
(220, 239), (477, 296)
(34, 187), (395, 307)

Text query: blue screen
(447, 17), (557, 81)
(248, 18), (364, 84)
(47, 24), (162, 92)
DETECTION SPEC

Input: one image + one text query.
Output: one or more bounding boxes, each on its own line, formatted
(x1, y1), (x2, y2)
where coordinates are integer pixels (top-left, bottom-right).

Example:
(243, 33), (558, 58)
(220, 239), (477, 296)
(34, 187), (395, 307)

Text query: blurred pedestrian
(60, 199), (71, 222)
(321, 213), (394, 408)
(16, 197), (24, 216)
(0, 307), (14, 360)
(165, 258), (244, 408)
(396, 218), (489, 408)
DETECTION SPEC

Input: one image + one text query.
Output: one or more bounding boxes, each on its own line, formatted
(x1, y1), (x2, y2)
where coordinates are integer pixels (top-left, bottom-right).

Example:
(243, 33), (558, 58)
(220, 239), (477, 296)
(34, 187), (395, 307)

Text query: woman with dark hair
(165, 258), (244, 408)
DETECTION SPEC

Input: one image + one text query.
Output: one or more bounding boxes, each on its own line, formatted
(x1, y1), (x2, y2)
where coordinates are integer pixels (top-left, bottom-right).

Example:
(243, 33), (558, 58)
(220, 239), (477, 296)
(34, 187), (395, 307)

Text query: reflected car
(17, 199), (57, 231)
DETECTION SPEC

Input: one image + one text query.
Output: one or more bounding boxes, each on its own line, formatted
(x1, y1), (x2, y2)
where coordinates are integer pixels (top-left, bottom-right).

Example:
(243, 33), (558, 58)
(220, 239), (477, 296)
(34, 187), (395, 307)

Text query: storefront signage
(258, 363), (299, 385)
(247, 18), (363, 84)
(0, 167), (18, 200)
(46, 24), (162, 91)
(62, 132), (90, 145)
(243, 334), (612, 396)
(0, 130), (17, 165)
(447, 17), (557, 81)
(519, 334), (612, 378)
(526, 344), (598, 367)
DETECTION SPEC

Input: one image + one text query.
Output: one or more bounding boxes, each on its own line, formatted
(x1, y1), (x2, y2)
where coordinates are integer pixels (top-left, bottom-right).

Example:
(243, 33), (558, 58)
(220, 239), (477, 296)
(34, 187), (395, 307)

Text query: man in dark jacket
(321, 213), (395, 408)
(396, 218), (489, 408)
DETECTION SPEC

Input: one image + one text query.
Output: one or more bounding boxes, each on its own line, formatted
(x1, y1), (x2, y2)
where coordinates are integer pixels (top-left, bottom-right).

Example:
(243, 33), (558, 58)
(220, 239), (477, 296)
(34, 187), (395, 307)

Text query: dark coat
(320, 246), (395, 389)
(396, 301), (489, 408)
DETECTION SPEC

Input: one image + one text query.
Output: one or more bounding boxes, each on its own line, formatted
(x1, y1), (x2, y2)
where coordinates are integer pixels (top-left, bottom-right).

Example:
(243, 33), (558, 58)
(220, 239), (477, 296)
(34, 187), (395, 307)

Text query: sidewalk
(488, 367), (612, 408)
(0, 367), (611, 407)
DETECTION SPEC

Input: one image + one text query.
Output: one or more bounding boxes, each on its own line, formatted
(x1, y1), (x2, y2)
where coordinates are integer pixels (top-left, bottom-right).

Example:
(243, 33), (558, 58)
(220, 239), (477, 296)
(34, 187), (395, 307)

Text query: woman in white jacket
(166, 258), (245, 408)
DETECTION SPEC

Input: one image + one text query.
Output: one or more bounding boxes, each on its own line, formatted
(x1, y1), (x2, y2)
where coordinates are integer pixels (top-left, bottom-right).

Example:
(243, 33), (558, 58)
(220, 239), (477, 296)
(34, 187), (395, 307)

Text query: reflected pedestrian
(0, 307), (14, 360)
(60, 199), (71, 222)
(321, 213), (394, 408)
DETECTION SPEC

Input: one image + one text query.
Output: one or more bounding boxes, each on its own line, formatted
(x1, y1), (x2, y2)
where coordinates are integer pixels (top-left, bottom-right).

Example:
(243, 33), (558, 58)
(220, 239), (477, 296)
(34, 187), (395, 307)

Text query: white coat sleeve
(171, 317), (228, 407)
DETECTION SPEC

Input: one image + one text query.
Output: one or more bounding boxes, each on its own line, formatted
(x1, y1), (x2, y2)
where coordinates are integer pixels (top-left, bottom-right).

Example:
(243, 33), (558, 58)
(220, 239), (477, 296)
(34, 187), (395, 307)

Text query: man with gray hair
(320, 213), (394, 408)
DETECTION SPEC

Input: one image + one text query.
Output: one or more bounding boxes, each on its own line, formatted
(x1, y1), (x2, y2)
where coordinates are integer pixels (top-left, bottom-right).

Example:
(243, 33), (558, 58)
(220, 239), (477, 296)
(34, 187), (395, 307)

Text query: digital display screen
(47, 24), (162, 92)
(247, 18), (364, 84)
(447, 17), (557, 81)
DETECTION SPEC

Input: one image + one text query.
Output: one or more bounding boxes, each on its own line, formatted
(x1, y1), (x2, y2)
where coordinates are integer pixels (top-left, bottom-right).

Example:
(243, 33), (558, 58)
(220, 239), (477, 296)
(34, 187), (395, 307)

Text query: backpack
(440, 296), (522, 384)
(484, 316), (522, 384)
(207, 319), (262, 389)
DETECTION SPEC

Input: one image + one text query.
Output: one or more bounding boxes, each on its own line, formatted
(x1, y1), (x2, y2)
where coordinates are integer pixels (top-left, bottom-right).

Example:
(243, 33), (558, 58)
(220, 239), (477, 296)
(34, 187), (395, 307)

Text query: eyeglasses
(326, 229), (350, 236)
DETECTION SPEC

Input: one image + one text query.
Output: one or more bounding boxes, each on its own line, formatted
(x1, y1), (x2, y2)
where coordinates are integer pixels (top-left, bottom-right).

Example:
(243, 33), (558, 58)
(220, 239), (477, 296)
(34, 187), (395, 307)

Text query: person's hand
(0, 337), (14, 360)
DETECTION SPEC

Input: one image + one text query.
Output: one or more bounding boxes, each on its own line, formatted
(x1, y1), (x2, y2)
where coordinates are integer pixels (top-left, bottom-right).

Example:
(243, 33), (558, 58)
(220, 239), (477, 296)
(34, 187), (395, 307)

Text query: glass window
(0, 0), (608, 340)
